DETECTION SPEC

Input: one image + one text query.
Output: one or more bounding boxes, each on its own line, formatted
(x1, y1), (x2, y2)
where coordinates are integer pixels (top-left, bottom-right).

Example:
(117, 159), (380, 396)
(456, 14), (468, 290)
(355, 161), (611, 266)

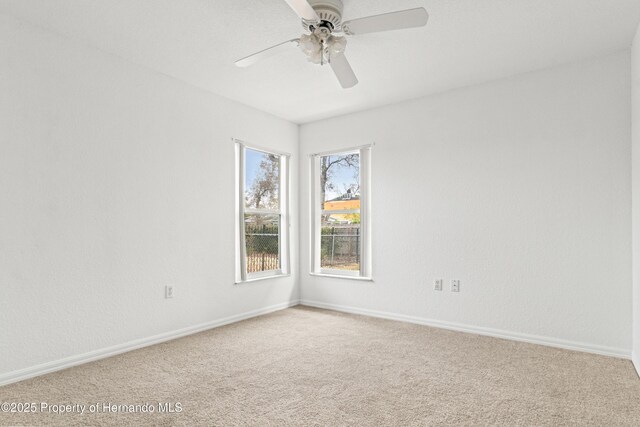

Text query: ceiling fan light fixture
(327, 36), (346, 57)
(308, 50), (324, 64)
(299, 34), (347, 64)
(299, 33), (320, 56)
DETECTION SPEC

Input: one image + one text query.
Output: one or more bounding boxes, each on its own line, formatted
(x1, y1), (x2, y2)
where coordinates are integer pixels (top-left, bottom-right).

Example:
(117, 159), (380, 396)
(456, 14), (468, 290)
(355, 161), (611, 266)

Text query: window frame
(235, 139), (290, 284)
(310, 145), (373, 280)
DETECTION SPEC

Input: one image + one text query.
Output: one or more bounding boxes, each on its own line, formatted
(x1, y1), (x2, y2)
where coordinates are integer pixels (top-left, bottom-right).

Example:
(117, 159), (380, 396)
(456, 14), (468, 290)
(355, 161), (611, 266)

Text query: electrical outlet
(434, 279), (443, 291)
(451, 280), (460, 292)
(165, 285), (174, 299)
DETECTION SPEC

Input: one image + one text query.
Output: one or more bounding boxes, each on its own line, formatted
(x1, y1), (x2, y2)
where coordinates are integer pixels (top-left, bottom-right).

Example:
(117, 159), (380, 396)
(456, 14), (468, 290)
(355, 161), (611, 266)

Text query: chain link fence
(245, 223), (360, 273)
(245, 223), (280, 273)
(321, 225), (360, 270)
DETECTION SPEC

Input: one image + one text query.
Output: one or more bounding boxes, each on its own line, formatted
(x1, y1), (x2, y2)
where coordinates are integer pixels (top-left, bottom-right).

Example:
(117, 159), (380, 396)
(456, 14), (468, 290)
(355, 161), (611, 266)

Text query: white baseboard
(0, 299), (299, 387)
(300, 300), (631, 360)
(633, 352), (640, 378)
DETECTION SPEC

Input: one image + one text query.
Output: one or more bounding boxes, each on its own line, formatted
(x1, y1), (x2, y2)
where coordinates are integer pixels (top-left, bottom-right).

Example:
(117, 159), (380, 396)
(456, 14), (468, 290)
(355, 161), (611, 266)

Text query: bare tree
(246, 154), (280, 210)
(320, 154), (359, 208)
(340, 183), (360, 198)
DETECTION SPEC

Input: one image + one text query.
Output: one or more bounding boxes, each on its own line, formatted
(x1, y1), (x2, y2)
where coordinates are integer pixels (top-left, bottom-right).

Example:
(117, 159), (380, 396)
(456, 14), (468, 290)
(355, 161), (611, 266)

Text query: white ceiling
(1, 0), (639, 123)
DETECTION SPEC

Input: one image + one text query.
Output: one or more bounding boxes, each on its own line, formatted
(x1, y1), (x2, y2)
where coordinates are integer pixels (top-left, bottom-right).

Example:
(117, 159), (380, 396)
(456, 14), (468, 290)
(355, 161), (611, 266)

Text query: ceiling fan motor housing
(302, 0), (343, 32)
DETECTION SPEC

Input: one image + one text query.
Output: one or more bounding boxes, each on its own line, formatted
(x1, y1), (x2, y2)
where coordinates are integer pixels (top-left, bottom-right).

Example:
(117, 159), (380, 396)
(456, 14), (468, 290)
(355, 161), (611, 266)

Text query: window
(310, 146), (372, 279)
(235, 141), (290, 283)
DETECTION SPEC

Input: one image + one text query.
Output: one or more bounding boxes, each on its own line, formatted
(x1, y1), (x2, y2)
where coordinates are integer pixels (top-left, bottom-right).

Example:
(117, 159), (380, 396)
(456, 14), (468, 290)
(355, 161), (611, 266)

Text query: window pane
(245, 214), (280, 273)
(321, 213), (360, 271)
(245, 149), (280, 210)
(320, 153), (359, 211)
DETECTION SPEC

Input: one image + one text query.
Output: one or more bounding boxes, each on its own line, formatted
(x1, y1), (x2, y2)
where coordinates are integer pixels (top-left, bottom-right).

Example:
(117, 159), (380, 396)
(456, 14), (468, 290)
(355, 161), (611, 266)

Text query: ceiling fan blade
(342, 7), (429, 36)
(235, 39), (299, 68)
(283, 0), (319, 21)
(330, 53), (358, 89)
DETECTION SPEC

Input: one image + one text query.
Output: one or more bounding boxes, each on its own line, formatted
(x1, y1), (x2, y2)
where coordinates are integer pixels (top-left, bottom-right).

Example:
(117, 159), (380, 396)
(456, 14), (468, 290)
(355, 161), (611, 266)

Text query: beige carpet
(1, 306), (640, 426)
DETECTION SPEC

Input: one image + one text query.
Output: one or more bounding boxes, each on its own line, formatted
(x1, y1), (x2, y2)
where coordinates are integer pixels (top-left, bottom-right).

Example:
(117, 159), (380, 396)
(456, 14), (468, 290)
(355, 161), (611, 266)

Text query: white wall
(632, 24), (640, 374)
(0, 14), (299, 382)
(300, 53), (632, 356)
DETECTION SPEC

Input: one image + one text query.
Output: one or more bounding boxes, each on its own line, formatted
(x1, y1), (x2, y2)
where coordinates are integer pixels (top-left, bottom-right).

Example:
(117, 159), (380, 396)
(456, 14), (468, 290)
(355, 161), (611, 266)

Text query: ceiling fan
(235, 0), (429, 89)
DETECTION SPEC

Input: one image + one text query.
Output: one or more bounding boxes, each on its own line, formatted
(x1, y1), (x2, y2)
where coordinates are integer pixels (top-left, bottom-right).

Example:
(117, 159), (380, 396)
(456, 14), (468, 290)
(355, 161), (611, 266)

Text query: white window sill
(309, 272), (374, 282)
(235, 273), (290, 284)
